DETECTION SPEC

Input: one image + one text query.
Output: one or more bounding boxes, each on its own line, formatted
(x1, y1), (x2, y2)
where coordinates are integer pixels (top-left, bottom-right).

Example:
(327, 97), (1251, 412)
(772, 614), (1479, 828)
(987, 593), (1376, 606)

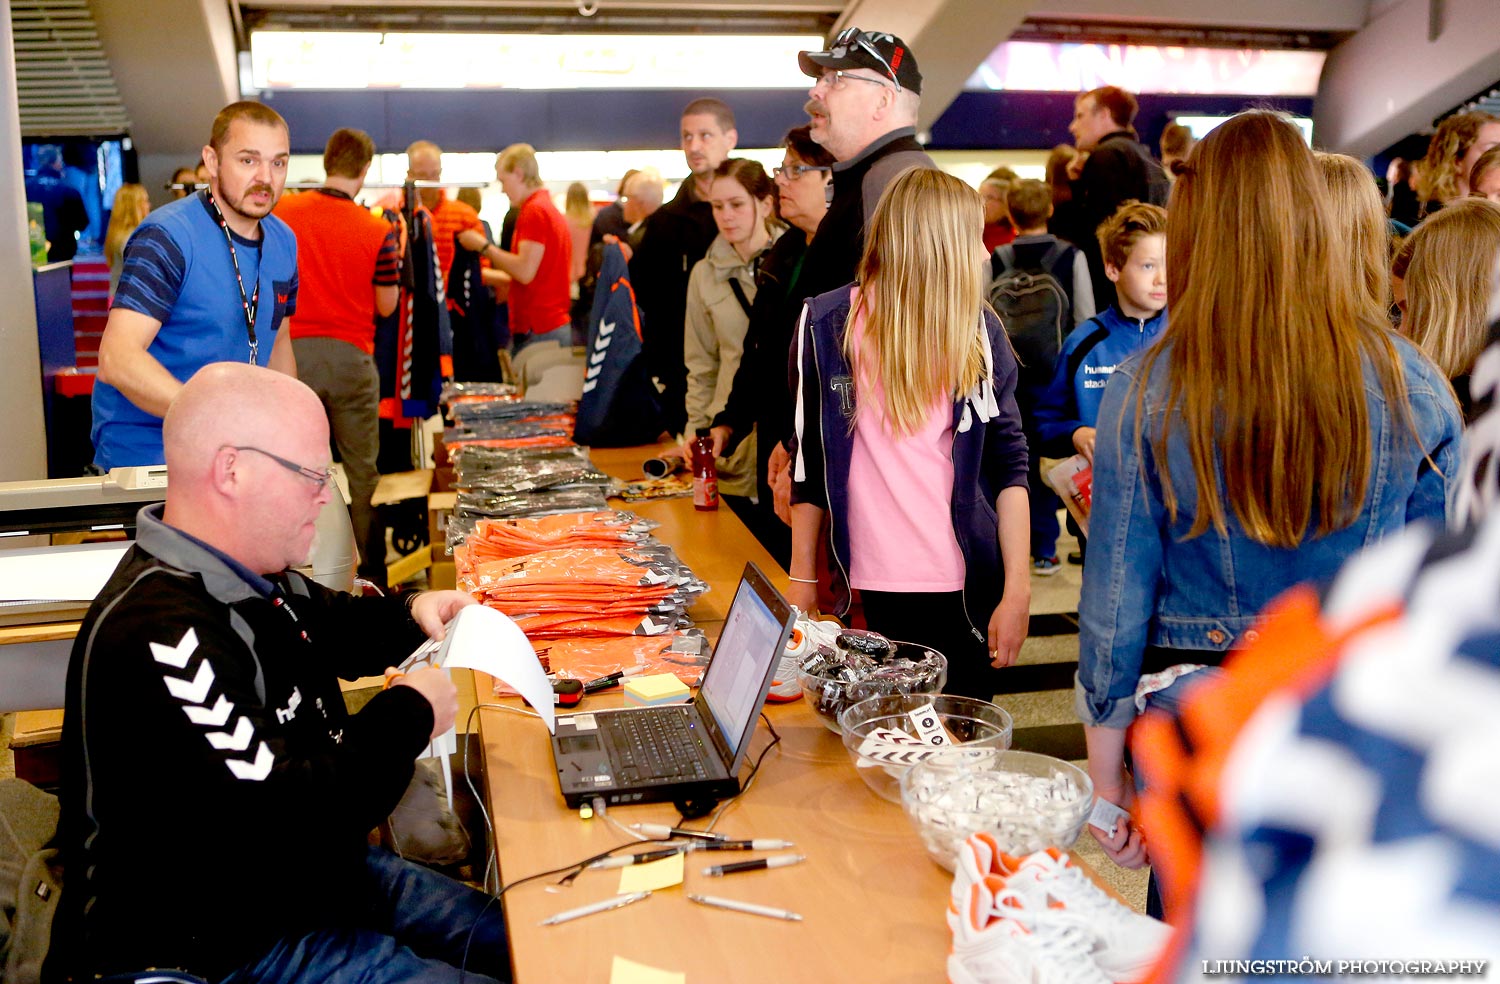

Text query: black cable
(462, 708), (784, 975)
(677, 711), (782, 830)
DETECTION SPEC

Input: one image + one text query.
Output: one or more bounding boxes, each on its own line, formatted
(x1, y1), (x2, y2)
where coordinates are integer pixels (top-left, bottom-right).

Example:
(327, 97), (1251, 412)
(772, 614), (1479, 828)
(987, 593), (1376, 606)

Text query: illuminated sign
(966, 41), (1325, 96)
(251, 32), (822, 90)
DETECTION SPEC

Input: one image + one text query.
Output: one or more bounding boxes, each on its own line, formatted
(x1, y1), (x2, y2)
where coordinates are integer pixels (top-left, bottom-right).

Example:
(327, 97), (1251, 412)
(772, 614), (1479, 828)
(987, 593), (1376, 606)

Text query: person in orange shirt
(274, 128), (401, 586)
(398, 140), (498, 302)
(460, 144), (574, 351)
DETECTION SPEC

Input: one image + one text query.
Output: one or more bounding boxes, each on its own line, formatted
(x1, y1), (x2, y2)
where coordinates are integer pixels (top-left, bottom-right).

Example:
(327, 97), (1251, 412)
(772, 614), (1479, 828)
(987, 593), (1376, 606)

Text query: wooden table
(477, 445), (958, 983)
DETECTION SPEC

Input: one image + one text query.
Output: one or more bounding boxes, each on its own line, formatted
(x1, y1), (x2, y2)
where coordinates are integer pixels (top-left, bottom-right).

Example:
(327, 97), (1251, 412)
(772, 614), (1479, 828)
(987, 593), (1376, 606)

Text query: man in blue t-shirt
(93, 101), (299, 469)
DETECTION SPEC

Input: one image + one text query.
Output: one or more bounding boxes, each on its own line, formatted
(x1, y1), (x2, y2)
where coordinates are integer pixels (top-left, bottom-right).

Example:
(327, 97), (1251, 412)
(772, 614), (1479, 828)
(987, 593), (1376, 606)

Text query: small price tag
(907, 703), (952, 746)
(1087, 797), (1130, 837)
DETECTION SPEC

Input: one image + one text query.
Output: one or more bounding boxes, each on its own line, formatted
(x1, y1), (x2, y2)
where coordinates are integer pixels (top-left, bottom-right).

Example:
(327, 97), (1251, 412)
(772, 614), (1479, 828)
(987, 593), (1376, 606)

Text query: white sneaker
(949, 832), (1004, 930)
(1002, 849), (1172, 983)
(767, 614), (842, 703)
(949, 875), (1110, 984)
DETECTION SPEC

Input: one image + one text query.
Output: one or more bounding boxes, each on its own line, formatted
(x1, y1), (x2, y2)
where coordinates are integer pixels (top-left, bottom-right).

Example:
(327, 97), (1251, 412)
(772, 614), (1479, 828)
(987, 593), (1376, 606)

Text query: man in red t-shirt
(273, 127), (401, 585)
(459, 143), (573, 351)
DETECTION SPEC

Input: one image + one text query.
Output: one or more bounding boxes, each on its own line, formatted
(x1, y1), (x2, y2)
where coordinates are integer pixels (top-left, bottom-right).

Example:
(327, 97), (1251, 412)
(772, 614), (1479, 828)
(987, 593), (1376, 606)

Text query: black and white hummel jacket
(51, 504), (434, 979)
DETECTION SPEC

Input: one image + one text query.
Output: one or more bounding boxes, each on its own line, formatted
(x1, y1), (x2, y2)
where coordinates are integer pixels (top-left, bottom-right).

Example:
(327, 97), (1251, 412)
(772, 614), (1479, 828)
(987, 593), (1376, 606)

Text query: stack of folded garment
(455, 511), (656, 567)
(461, 543), (705, 628)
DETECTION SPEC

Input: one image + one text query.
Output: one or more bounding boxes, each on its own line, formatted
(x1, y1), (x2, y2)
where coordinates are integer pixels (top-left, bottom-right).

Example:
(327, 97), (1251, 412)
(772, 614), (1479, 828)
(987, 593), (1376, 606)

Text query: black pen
(703, 853), (806, 877)
(694, 839), (796, 852)
(583, 670), (625, 692)
(633, 823), (726, 842)
(589, 847), (684, 869)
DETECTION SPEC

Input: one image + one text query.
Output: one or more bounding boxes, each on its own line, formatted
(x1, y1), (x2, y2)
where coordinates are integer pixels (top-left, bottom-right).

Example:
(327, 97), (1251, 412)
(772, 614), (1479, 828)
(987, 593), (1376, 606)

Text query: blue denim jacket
(1076, 334), (1463, 728)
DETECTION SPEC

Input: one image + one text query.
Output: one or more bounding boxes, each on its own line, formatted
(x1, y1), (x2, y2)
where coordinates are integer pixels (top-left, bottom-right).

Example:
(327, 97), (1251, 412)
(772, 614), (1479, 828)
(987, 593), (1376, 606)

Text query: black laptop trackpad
(558, 733), (600, 754)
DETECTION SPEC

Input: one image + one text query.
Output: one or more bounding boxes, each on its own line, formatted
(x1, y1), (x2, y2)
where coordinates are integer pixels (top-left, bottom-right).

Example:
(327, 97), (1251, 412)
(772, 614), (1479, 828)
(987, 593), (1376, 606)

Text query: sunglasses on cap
(829, 27), (902, 92)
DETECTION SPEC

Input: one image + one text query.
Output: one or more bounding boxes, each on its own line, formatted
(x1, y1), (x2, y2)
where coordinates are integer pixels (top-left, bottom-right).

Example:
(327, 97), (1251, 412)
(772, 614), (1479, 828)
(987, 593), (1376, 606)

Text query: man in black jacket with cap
(795, 28), (935, 303)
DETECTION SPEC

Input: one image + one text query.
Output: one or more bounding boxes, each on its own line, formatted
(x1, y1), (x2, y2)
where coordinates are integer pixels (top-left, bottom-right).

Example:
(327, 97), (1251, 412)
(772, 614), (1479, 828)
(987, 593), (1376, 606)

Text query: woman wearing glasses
(788, 167), (1032, 700)
(711, 126), (835, 565)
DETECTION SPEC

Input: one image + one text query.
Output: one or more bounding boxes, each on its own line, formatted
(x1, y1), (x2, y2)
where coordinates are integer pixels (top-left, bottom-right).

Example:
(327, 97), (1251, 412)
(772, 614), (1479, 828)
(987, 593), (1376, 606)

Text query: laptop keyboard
(603, 708), (711, 782)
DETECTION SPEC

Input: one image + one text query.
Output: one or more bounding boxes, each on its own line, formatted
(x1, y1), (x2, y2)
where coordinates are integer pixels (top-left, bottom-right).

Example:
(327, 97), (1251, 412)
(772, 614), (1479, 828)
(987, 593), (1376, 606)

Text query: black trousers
(858, 589), (997, 701)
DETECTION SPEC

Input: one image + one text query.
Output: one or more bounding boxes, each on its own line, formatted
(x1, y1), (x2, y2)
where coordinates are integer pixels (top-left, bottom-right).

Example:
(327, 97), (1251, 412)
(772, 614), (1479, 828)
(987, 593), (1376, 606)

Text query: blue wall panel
(267, 88), (811, 154)
(266, 87), (1316, 156)
(929, 91), (1316, 152)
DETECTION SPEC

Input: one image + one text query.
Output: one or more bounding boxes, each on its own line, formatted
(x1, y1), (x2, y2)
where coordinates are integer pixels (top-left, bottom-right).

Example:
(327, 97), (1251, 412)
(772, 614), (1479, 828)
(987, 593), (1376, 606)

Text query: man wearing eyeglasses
(795, 28), (934, 303)
(53, 362), (509, 982)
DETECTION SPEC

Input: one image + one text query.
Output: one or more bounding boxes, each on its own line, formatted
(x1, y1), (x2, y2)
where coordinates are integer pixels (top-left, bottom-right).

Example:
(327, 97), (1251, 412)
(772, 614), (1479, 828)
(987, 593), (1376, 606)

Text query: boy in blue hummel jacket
(1034, 201), (1168, 464)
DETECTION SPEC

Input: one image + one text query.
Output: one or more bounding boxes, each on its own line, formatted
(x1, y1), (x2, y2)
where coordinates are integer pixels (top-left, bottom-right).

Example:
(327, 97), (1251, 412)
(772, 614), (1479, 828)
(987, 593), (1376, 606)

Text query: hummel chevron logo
(598, 319), (617, 338)
(207, 716), (255, 751)
(226, 741), (273, 781)
(590, 349), (608, 366)
(586, 364), (603, 380)
(150, 628), (198, 668)
(163, 660), (215, 704)
(184, 693), (234, 727)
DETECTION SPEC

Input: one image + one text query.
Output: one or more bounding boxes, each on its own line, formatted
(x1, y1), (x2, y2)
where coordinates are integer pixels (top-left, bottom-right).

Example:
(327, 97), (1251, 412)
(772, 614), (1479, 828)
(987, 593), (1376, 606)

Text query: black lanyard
(269, 583), (313, 646)
(204, 191), (262, 366)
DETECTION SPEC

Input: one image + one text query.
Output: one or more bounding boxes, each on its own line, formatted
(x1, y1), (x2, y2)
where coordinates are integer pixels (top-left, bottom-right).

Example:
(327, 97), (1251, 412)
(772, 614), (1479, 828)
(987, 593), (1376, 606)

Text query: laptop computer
(551, 562), (795, 808)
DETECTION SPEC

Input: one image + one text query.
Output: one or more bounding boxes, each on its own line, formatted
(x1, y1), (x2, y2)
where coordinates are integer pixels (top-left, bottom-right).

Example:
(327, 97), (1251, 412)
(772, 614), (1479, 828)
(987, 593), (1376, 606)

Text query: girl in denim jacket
(787, 167), (1033, 700)
(1078, 112), (1464, 872)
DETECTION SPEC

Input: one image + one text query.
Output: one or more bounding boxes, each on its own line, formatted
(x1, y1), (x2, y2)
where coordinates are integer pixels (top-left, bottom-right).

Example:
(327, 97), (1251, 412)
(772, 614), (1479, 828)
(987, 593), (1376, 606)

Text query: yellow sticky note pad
(617, 852), (684, 894)
(623, 673), (691, 705)
(611, 955), (685, 984)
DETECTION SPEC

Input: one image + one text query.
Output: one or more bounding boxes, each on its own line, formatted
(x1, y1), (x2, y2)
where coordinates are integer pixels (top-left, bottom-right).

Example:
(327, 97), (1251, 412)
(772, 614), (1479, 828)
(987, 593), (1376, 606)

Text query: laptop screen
(698, 571), (787, 761)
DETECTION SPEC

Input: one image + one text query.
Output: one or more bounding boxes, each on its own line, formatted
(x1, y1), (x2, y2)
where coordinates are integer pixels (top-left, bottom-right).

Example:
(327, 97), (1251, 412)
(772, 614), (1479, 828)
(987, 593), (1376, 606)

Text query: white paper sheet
(400, 604), (555, 746)
(0, 541), (130, 603)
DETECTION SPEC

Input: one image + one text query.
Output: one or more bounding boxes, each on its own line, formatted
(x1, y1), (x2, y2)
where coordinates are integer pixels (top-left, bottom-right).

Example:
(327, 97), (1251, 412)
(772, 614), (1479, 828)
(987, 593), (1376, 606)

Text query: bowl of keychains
(899, 748), (1093, 871)
(837, 695), (1013, 803)
(795, 631), (947, 733)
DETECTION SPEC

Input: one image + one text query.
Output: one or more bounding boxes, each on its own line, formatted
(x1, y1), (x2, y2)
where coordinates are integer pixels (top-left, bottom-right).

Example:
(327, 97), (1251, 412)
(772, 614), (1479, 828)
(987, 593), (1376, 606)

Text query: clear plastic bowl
(899, 748), (1094, 871)
(837, 694), (1013, 802)
(796, 641), (947, 734)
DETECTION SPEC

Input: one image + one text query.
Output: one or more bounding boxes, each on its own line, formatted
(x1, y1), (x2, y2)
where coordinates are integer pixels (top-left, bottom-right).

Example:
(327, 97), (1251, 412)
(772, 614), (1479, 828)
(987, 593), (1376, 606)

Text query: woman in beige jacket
(683, 159), (782, 500)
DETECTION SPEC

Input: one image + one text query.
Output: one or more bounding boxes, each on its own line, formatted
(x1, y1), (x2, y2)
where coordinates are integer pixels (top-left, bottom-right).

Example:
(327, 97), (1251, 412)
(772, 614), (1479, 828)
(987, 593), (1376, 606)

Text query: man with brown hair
(274, 127), (403, 585)
(628, 97), (739, 434)
(93, 100), (299, 470)
(1067, 85), (1169, 307)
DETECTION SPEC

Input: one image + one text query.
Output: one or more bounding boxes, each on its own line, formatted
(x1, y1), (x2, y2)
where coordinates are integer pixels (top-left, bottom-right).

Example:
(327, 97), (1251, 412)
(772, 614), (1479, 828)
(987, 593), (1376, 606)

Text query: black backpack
(988, 241), (1070, 394)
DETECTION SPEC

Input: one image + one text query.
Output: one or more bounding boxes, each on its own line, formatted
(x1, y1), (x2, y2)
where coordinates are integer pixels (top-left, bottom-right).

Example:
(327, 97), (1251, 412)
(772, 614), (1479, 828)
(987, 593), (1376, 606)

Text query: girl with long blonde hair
(1403, 196), (1500, 419)
(1315, 152), (1394, 315)
(788, 166), (1032, 700)
(104, 183), (150, 294)
(1078, 111), (1463, 875)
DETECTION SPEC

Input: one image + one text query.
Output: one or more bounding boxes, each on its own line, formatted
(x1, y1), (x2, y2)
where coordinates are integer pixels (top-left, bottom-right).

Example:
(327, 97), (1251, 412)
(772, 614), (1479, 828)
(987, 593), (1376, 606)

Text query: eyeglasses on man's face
(225, 445), (333, 494)
(815, 69), (891, 93)
(773, 163), (833, 181)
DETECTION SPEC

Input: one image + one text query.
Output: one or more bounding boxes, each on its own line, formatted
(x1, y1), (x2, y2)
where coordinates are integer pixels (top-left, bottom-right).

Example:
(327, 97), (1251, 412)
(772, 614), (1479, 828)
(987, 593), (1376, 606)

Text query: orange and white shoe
(949, 874), (1109, 984)
(999, 848), (1172, 983)
(766, 615), (841, 702)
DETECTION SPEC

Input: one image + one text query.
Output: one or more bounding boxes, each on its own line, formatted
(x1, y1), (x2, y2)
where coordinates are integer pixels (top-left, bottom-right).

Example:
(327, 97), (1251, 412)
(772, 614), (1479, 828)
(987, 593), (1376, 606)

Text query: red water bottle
(692, 428), (719, 511)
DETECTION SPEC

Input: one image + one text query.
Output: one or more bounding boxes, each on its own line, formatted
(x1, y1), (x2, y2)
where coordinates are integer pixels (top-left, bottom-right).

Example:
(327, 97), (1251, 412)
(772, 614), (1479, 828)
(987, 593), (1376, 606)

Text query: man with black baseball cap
(794, 28), (935, 303)
(759, 29), (938, 528)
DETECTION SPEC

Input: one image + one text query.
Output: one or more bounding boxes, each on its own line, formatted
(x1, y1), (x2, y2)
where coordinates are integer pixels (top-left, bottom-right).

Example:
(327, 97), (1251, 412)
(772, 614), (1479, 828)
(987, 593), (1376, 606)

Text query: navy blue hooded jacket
(1033, 304), (1167, 458)
(787, 285), (1030, 636)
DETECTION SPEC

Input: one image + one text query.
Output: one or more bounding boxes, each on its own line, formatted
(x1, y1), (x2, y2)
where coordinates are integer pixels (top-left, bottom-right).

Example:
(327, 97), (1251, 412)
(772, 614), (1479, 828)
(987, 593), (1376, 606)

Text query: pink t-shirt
(845, 296), (967, 592)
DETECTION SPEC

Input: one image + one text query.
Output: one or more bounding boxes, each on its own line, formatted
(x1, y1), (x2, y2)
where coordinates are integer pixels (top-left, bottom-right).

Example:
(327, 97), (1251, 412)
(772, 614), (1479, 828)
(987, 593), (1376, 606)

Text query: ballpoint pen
(588, 847), (685, 869)
(703, 853), (806, 877)
(692, 839), (796, 852)
(632, 823), (726, 842)
(538, 890), (652, 926)
(688, 893), (803, 922)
